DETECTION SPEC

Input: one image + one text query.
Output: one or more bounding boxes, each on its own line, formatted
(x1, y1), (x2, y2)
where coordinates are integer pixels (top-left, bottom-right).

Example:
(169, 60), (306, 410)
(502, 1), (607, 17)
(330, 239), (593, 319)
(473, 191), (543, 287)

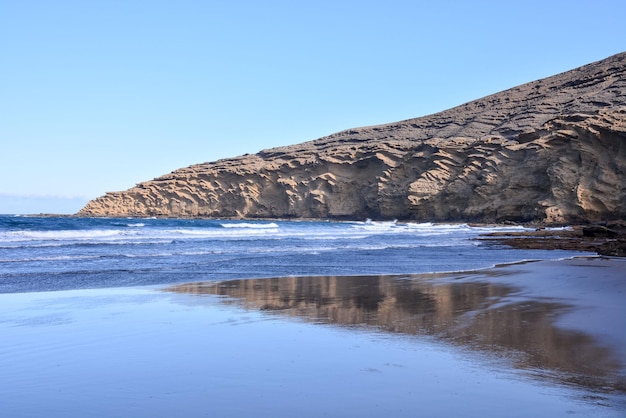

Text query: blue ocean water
(0, 215), (588, 293)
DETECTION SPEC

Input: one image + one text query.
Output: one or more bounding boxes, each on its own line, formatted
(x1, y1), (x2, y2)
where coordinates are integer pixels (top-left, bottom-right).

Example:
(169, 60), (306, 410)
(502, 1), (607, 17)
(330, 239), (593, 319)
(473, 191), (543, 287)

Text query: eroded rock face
(79, 52), (626, 223)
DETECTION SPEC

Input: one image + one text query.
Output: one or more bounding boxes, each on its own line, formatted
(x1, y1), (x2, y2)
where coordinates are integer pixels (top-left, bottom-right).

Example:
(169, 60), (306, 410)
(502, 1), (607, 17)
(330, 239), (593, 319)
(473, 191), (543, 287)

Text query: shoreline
(1, 257), (625, 416)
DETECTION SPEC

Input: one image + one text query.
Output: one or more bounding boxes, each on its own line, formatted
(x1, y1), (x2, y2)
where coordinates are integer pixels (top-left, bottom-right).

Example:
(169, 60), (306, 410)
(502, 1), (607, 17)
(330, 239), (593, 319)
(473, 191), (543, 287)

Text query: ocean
(0, 215), (587, 293)
(3, 215), (626, 417)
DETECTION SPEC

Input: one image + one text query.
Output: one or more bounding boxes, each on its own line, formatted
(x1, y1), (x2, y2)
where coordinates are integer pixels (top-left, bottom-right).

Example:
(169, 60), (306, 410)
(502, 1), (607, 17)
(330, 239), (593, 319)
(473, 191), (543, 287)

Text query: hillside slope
(78, 52), (626, 223)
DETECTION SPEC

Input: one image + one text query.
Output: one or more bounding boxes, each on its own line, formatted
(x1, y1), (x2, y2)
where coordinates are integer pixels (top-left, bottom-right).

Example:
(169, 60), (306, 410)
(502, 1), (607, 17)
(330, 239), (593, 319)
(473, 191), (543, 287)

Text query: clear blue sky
(1, 0), (625, 214)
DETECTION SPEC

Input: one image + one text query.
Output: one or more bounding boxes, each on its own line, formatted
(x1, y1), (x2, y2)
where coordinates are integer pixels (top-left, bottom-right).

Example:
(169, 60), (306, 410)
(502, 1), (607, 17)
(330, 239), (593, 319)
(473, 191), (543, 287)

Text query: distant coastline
(0, 194), (88, 215)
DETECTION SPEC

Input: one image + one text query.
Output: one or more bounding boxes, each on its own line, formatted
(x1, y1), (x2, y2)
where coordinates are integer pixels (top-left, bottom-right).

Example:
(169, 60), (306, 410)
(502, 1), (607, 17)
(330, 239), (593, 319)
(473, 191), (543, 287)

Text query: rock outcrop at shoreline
(79, 52), (626, 224)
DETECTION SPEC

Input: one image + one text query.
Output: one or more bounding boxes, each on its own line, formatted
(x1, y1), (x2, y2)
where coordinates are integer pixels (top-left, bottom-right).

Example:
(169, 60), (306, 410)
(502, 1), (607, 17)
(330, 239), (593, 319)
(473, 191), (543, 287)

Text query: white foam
(544, 226), (573, 231)
(0, 220), (535, 251)
(5, 229), (127, 241)
(220, 222), (279, 229)
(0, 254), (101, 263)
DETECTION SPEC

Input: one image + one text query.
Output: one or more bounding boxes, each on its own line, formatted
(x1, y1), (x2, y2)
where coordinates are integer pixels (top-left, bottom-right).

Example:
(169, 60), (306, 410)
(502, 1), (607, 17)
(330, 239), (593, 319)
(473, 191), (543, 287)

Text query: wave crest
(220, 222), (279, 229)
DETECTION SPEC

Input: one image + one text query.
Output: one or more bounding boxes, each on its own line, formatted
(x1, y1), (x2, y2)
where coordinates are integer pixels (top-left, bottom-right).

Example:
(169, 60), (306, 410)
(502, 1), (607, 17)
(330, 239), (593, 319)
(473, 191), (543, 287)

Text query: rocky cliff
(78, 52), (626, 223)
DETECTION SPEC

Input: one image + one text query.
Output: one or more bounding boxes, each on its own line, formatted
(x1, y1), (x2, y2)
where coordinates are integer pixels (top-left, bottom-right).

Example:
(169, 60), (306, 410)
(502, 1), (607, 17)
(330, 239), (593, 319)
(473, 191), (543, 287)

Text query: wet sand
(1, 257), (625, 417)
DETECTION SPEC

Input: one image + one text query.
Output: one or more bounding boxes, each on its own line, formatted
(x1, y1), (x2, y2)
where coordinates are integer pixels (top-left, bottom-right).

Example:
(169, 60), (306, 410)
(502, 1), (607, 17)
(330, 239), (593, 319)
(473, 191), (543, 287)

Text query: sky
(1, 0), (625, 214)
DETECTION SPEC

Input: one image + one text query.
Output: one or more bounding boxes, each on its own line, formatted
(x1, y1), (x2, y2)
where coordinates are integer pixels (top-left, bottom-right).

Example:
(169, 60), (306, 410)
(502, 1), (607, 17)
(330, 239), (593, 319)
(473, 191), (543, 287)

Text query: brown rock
(582, 225), (619, 237)
(78, 52), (626, 223)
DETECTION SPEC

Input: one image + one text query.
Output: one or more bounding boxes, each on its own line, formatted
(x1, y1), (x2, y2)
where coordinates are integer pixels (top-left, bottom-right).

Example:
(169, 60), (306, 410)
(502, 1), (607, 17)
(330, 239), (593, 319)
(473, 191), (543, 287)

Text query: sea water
(3, 215), (625, 417)
(0, 215), (587, 293)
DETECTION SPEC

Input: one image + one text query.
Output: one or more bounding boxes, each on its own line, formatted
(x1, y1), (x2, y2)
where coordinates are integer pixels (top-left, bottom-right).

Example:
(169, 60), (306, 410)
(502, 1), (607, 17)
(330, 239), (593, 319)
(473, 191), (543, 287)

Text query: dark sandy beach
(1, 257), (625, 417)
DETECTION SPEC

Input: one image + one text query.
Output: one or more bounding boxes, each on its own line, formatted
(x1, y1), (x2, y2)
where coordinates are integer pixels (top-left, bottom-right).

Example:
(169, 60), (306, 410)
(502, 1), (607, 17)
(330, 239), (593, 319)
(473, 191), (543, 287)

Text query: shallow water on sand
(2, 262), (625, 417)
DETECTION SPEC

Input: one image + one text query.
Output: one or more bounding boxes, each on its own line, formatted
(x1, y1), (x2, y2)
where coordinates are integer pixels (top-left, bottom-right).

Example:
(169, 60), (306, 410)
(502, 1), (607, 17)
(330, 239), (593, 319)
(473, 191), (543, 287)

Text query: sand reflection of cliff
(167, 274), (624, 393)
